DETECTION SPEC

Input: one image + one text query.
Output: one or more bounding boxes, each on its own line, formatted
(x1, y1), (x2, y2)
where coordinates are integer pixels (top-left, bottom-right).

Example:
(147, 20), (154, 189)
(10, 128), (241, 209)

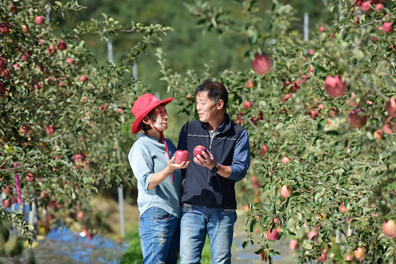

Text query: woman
(128, 93), (189, 264)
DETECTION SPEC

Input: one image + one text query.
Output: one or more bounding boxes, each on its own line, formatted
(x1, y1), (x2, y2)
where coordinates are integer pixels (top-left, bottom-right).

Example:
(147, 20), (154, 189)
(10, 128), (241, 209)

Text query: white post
(133, 64), (138, 92)
(304, 12), (309, 42)
(29, 201), (36, 226)
(108, 39), (125, 237)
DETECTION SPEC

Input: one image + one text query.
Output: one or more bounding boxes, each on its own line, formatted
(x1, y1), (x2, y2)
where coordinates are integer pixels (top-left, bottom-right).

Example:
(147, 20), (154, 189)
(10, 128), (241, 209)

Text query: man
(177, 79), (250, 264)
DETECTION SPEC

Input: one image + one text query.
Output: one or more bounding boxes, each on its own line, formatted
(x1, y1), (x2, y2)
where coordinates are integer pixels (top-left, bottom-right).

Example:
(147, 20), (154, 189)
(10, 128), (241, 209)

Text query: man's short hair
(195, 79), (228, 110)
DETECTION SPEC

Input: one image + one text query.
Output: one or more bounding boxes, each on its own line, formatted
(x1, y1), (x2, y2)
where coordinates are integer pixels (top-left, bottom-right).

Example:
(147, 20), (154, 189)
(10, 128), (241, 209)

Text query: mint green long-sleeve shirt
(128, 134), (183, 218)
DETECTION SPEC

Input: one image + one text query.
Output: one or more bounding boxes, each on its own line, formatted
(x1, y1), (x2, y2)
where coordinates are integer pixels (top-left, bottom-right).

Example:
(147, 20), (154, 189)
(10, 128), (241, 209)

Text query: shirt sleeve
(228, 130), (250, 182)
(128, 141), (154, 191)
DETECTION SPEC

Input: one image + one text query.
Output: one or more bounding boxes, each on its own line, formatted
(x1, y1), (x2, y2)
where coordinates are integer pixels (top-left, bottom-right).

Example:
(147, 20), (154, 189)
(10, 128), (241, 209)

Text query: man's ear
(217, 99), (224, 110)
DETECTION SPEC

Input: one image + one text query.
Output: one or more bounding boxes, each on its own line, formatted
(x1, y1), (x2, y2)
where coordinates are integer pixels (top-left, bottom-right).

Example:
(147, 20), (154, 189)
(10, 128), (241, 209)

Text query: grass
(120, 223), (212, 264)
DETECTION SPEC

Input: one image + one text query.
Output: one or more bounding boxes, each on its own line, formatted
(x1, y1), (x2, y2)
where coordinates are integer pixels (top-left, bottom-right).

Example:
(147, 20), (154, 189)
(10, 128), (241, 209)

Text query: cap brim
(131, 97), (174, 133)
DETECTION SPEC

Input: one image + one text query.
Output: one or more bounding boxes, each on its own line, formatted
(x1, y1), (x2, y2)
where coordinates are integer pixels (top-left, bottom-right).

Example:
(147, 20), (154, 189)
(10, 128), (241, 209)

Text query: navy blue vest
(180, 114), (245, 209)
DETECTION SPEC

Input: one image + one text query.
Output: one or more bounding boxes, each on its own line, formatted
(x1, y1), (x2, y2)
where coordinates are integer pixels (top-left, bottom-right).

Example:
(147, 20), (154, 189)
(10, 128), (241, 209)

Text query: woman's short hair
(138, 104), (165, 132)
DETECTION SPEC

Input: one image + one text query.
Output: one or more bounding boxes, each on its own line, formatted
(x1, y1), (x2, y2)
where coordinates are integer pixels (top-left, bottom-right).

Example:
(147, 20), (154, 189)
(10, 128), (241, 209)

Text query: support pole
(304, 12), (309, 42)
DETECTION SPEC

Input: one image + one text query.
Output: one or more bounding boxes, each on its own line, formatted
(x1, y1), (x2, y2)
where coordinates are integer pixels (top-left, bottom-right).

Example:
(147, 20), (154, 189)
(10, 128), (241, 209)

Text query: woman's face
(150, 105), (168, 131)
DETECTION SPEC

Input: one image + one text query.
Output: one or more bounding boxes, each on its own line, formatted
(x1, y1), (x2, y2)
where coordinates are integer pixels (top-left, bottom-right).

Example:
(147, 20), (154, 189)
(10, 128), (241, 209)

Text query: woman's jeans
(139, 207), (180, 264)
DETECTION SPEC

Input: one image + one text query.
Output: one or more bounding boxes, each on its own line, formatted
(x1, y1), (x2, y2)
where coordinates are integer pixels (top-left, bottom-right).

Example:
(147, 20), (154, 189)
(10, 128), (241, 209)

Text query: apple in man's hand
(193, 145), (209, 160)
(175, 150), (189, 165)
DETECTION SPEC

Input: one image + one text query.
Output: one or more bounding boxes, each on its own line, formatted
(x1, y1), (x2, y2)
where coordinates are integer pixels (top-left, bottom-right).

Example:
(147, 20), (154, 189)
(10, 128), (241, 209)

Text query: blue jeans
(139, 207), (180, 264)
(180, 204), (237, 264)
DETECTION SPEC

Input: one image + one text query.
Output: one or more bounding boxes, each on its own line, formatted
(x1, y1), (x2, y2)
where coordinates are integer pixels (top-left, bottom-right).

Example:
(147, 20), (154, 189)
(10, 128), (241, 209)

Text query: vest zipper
(205, 130), (219, 207)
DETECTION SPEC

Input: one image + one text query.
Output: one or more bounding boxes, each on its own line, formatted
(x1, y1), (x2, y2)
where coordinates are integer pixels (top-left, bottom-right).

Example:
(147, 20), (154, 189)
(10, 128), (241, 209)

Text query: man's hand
(194, 150), (216, 170)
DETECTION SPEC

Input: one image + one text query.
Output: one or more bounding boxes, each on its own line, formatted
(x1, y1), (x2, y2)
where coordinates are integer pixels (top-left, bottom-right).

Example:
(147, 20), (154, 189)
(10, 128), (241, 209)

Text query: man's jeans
(180, 204), (237, 264)
(139, 207), (180, 264)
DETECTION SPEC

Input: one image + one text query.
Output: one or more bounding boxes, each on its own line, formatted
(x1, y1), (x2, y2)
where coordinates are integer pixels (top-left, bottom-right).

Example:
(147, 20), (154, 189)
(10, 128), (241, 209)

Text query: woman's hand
(167, 156), (190, 173)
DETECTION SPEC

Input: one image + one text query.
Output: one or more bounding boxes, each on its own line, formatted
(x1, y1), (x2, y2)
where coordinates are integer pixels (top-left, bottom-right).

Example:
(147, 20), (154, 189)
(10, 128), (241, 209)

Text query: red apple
(316, 252), (327, 263)
(48, 214), (55, 220)
(8, 5), (17, 14)
(284, 81), (291, 87)
(376, 3), (384, 12)
(244, 79), (256, 88)
(73, 153), (85, 165)
(374, 129), (383, 141)
(348, 108), (367, 129)
(175, 150), (189, 165)
(40, 192), (49, 198)
(301, 75), (308, 84)
(280, 185), (292, 198)
(361, 1), (372, 13)
(243, 101), (252, 110)
(354, 0), (363, 6)
(2, 199), (11, 208)
(22, 26), (29, 33)
(21, 51), (32, 62)
(319, 26), (325, 32)
(193, 145), (208, 159)
(26, 172), (35, 182)
(290, 239), (298, 250)
(45, 125), (56, 136)
(251, 53), (272, 75)
(308, 230), (319, 242)
(292, 81), (300, 93)
(20, 125), (31, 135)
(310, 110), (318, 120)
(35, 16), (45, 25)
(383, 220), (396, 238)
(117, 108), (123, 113)
(13, 64), (21, 71)
(260, 145), (268, 155)
(267, 229), (279, 241)
(339, 202), (347, 213)
(383, 117), (396, 134)
(386, 98), (396, 117)
(99, 105), (107, 112)
(47, 46), (57, 56)
(66, 58), (74, 65)
(0, 23), (10, 35)
(325, 76), (347, 98)
(308, 49), (315, 55)
(77, 211), (84, 220)
(80, 75), (88, 83)
(0, 81), (5, 94)
(354, 247), (367, 261)
(48, 201), (56, 209)
(383, 22), (394, 33)
(281, 157), (290, 164)
(0, 57), (7, 70)
(57, 41), (67, 51)
(353, 16), (359, 25)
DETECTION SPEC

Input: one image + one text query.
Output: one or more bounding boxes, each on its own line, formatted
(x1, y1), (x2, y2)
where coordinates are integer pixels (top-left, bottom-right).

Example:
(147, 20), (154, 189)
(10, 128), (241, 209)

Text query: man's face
(196, 92), (219, 123)
(150, 105), (168, 131)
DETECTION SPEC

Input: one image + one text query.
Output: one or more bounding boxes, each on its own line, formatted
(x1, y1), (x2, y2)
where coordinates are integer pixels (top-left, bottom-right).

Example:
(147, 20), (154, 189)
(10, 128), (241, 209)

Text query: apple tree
(0, 0), (170, 245)
(159, 0), (396, 262)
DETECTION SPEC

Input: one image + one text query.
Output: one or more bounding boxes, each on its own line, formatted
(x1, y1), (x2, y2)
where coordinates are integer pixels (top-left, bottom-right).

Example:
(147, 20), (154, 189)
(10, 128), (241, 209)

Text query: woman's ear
(142, 116), (150, 125)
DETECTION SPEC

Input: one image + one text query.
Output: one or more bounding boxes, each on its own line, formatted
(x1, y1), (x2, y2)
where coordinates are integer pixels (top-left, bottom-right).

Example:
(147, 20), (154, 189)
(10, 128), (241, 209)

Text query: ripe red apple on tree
(339, 201), (347, 213)
(251, 53), (272, 75)
(193, 145), (208, 160)
(354, 0), (363, 6)
(22, 26), (30, 34)
(301, 75), (308, 84)
(35, 16), (45, 25)
(0, 57), (7, 70)
(260, 145), (268, 155)
(386, 98), (396, 117)
(21, 51), (32, 62)
(361, 1), (373, 13)
(236, 112), (244, 125)
(308, 49), (315, 55)
(325, 76), (347, 98)
(1, 69), (11, 79)
(383, 117), (396, 134)
(308, 230), (319, 242)
(348, 108), (367, 128)
(354, 247), (367, 261)
(0, 81), (5, 94)
(292, 81), (300, 93)
(20, 125), (31, 135)
(47, 46), (57, 56)
(73, 153), (85, 165)
(0, 23), (10, 35)
(8, 4), (17, 14)
(2, 199), (11, 208)
(374, 129), (383, 141)
(80, 75), (89, 83)
(280, 185), (292, 198)
(57, 41), (67, 51)
(382, 220), (396, 238)
(244, 79), (256, 88)
(45, 124), (56, 136)
(66, 58), (74, 65)
(316, 251), (327, 263)
(77, 211), (84, 220)
(383, 22), (394, 33)
(267, 229), (279, 241)
(375, 3), (384, 12)
(26, 172), (35, 182)
(284, 81), (291, 86)
(281, 157), (290, 164)
(290, 239), (298, 250)
(175, 150), (189, 165)
(319, 26), (325, 32)
(243, 101), (252, 110)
